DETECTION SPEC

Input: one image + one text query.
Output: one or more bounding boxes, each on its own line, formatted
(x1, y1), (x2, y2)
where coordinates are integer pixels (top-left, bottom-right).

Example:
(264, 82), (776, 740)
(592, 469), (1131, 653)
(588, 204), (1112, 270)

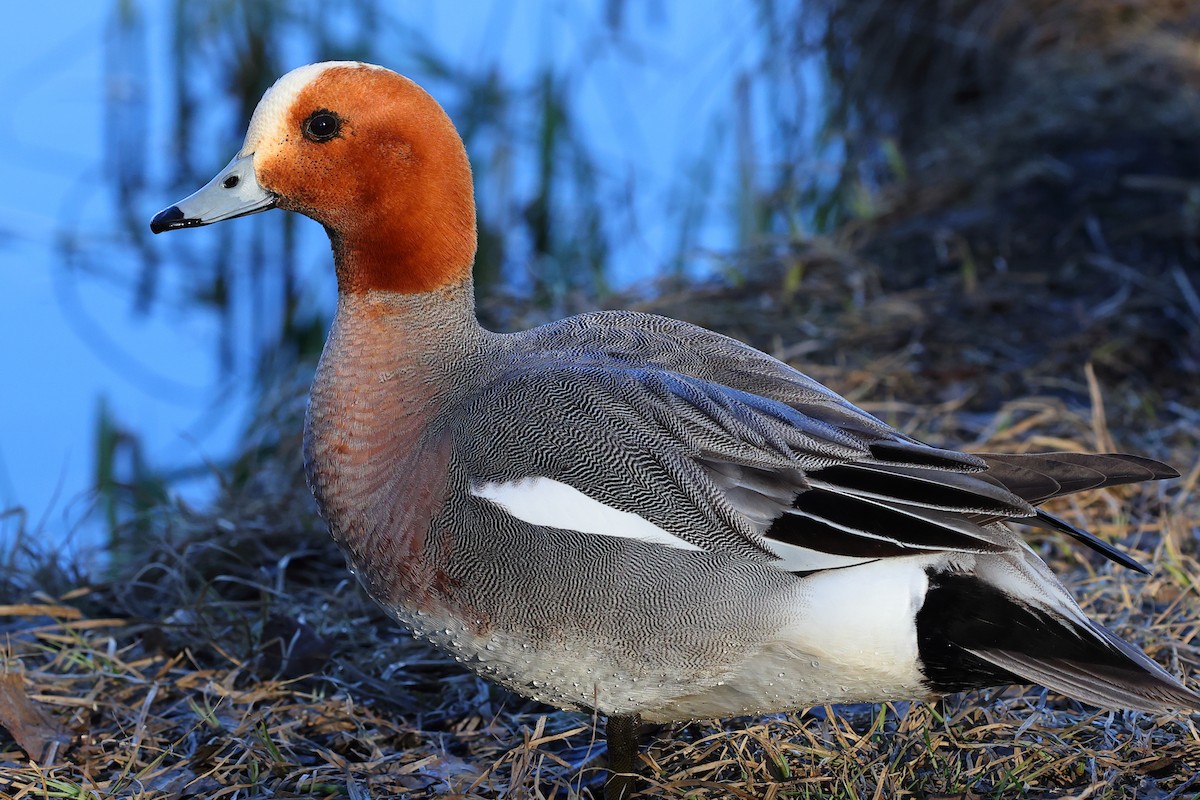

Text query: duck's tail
(916, 552), (1200, 713)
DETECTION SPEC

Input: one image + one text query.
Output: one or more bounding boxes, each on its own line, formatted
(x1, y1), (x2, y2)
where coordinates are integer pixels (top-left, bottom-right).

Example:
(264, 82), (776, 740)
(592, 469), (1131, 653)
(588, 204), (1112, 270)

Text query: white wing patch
(471, 476), (703, 551)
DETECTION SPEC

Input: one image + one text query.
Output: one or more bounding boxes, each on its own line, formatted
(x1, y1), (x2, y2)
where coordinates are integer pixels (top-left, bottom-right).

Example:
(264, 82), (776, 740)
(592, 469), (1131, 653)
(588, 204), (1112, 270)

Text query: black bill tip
(149, 206), (201, 234)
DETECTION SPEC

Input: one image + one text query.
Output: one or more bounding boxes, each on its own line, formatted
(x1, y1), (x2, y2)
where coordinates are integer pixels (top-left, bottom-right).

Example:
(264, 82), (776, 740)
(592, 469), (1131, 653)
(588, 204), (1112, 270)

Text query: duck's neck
(330, 226), (475, 295)
(303, 278), (485, 609)
(321, 277), (484, 370)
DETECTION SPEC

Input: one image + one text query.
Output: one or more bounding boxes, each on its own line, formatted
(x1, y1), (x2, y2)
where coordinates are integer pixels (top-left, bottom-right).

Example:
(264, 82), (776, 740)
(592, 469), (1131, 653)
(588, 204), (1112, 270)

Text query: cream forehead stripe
(238, 61), (388, 158)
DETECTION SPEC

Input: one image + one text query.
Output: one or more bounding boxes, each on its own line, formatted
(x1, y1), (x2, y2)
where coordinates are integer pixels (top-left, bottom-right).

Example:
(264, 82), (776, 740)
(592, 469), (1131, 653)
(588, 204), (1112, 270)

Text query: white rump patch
(785, 557), (932, 690)
(471, 477), (702, 551)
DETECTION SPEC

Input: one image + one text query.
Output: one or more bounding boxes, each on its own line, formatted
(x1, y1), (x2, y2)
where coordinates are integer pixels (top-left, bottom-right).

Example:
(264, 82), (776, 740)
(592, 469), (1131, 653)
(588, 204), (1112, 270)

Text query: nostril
(222, 175), (240, 189)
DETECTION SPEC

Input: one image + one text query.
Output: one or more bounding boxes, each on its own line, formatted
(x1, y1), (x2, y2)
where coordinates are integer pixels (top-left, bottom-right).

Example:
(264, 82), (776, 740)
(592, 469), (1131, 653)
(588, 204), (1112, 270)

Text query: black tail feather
(1028, 510), (1151, 575)
(917, 571), (1199, 712)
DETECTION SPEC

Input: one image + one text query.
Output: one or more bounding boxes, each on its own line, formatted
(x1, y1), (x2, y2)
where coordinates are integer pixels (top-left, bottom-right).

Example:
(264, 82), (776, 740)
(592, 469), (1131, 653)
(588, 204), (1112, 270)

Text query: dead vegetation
(1, 365), (1198, 798)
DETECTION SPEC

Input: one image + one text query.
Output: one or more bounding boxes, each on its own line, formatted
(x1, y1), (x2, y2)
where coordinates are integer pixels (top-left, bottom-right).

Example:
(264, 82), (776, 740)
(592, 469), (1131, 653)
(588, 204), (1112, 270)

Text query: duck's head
(150, 61), (476, 294)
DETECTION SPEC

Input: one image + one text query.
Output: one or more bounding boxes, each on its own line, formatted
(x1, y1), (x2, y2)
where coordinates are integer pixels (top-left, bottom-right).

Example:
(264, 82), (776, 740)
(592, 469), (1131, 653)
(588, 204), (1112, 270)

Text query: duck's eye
(302, 110), (341, 143)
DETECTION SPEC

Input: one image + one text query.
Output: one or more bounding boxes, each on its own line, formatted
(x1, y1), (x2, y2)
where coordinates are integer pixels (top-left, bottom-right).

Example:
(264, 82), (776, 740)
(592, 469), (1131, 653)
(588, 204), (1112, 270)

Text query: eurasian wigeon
(151, 61), (1199, 799)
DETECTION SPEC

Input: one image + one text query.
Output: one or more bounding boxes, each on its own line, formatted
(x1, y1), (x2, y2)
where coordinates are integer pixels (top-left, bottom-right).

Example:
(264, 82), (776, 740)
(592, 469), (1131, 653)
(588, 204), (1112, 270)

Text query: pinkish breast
(303, 300), (457, 613)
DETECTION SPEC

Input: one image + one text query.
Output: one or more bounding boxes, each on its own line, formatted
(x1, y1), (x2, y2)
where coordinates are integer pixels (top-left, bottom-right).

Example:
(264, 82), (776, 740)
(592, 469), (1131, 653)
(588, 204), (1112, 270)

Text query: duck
(151, 61), (1199, 799)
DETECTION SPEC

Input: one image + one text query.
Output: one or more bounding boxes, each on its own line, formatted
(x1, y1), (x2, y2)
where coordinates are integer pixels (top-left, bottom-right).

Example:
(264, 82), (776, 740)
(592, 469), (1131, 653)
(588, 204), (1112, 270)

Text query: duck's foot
(604, 713), (642, 800)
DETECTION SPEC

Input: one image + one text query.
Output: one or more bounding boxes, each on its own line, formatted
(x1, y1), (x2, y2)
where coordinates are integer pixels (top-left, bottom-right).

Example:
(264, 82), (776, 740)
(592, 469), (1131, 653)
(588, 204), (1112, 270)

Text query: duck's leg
(604, 713), (642, 800)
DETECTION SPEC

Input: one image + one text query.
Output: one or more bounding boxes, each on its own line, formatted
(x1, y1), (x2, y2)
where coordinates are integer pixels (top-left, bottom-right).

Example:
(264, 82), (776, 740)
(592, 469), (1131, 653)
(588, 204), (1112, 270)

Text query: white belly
(644, 557), (934, 721)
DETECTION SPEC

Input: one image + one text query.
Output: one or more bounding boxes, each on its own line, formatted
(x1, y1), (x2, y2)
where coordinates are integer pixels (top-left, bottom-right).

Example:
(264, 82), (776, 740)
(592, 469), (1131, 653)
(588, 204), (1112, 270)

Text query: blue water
(0, 1), (822, 556)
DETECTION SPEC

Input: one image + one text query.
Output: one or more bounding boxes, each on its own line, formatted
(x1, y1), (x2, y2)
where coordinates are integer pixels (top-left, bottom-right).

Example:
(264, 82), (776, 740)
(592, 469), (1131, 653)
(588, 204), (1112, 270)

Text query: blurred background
(3, 0), (1199, 568)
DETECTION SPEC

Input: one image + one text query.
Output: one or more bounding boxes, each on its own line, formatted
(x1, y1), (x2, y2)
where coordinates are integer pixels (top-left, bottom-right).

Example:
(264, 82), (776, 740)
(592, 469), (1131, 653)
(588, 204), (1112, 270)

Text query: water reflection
(10, 0), (1198, 561)
(11, 0), (819, 551)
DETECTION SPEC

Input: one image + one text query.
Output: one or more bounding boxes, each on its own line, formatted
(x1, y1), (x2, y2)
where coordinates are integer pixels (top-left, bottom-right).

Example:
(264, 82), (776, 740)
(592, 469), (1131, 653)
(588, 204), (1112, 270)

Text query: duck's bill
(149, 153), (276, 234)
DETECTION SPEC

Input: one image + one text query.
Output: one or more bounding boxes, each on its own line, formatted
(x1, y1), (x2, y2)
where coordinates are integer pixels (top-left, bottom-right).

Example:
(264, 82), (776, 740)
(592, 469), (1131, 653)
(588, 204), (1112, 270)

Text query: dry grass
(1, 353), (1198, 798)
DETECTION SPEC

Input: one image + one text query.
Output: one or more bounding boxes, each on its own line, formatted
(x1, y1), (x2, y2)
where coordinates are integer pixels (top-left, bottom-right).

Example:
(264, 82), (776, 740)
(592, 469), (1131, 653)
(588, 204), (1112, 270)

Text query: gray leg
(604, 713), (641, 800)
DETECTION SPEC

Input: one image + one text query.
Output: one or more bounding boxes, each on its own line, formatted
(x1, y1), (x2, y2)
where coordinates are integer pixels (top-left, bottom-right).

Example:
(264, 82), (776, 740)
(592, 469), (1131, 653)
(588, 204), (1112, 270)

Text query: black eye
(302, 110), (341, 143)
